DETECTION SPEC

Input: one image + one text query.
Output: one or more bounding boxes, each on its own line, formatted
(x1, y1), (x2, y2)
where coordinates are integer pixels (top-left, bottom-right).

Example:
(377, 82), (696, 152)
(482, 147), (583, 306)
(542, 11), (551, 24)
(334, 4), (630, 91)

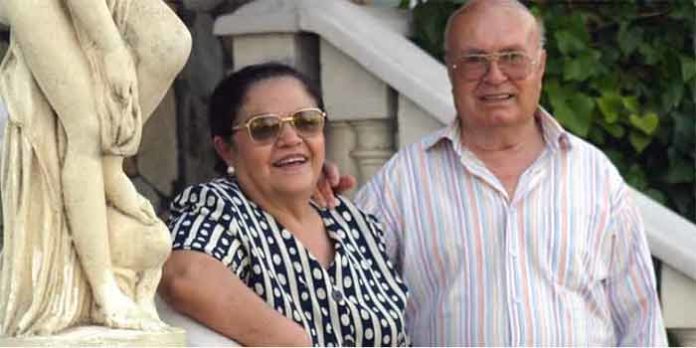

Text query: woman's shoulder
(170, 177), (247, 210)
(330, 196), (384, 235)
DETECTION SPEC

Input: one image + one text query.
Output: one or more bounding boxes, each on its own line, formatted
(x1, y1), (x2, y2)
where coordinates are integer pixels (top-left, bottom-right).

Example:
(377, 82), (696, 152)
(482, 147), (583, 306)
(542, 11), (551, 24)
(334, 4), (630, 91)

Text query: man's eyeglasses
(232, 107), (326, 144)
(449, 50), (540, 81)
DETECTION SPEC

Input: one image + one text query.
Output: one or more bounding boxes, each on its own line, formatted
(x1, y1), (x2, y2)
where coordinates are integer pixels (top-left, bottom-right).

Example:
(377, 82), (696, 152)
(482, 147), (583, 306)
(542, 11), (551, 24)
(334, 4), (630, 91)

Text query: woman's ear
(213, 135), (235, 166)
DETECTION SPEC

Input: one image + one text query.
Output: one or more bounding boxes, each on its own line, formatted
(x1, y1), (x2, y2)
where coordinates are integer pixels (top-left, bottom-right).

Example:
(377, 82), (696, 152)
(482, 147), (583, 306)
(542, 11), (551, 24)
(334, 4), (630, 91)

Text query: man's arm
(354, 163), (403, 270)
(160, 251), (311, 346)
(605, 187), (668, 346)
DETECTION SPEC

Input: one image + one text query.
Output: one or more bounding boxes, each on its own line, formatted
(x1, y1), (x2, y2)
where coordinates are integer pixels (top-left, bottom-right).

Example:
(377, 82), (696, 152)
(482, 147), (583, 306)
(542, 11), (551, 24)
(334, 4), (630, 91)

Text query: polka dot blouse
(168, 177), (410, 347)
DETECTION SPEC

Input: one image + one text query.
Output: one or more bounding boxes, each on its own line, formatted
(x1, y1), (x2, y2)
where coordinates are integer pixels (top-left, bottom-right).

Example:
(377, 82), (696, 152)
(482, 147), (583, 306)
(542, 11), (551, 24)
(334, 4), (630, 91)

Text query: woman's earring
(227, 166), (235, 176)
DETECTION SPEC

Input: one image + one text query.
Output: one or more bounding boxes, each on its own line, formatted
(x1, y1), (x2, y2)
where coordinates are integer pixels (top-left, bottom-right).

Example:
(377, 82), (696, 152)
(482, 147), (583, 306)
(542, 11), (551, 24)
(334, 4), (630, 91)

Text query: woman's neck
(232, 176), (317, 226)
(232, 176), (333, 267)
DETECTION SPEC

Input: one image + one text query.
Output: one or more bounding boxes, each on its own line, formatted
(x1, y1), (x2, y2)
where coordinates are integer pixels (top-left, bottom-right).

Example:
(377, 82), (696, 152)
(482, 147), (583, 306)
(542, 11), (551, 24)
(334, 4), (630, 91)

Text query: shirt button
(332, 289), (345, 302)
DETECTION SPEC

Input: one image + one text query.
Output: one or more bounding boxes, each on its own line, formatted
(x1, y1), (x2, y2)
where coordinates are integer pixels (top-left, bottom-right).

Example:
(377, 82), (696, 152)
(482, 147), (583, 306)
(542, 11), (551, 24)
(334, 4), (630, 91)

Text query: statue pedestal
(0, 326), (186, 346)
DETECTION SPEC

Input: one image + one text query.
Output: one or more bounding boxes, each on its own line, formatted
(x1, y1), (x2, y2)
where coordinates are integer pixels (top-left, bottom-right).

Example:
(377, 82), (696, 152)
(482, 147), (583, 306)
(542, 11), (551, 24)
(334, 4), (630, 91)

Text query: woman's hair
(208, 62), (324, 173)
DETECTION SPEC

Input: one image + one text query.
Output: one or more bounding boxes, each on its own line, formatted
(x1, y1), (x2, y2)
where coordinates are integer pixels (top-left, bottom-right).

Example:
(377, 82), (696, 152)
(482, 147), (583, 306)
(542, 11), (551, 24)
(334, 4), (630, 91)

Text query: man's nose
(483, 59), (508, 83)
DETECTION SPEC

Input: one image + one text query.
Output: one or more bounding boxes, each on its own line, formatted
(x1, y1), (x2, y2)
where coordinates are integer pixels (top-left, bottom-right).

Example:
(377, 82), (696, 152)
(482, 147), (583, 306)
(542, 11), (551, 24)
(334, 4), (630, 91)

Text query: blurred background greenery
(403, 0), (695, 222)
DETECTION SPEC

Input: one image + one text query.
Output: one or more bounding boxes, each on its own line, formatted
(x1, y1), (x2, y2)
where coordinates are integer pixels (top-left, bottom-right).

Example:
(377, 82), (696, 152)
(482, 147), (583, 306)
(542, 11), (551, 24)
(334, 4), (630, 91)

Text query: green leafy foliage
(408, 0), (695, 222)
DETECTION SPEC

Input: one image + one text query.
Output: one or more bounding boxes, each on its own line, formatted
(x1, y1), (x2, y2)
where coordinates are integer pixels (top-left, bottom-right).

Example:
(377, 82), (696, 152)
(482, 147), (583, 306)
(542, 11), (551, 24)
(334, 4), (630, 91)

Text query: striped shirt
(169, 178), (409, 346)
(354, 108), (667, 346)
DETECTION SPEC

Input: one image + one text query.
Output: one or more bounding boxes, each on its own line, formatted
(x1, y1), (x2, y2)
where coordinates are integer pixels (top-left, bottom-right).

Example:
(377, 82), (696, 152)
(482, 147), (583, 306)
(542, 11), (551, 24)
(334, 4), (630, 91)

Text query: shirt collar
(536, 106), (572, 151)
(424, 106), (572, 152)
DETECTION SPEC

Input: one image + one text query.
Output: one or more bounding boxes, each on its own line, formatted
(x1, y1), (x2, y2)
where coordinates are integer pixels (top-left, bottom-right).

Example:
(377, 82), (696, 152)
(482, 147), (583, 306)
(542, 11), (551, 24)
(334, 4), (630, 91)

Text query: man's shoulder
(564, 133), (624, 180)
(566, 133), (612, 161)
(356, 127), (448, 205)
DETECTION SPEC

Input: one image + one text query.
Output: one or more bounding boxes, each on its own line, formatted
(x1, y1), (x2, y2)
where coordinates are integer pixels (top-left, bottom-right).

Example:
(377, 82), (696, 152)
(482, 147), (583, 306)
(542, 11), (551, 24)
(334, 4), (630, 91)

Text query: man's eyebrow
(456, 45), (528, 55)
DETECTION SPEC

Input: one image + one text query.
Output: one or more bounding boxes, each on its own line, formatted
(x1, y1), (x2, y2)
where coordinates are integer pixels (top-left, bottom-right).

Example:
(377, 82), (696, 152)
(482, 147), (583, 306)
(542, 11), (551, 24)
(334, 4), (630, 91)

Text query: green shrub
(408, 0), (695, 222)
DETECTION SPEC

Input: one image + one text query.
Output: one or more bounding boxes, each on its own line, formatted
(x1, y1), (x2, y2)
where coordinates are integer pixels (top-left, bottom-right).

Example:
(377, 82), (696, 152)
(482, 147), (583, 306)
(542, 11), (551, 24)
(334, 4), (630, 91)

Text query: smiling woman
(158, 62), (410, 347)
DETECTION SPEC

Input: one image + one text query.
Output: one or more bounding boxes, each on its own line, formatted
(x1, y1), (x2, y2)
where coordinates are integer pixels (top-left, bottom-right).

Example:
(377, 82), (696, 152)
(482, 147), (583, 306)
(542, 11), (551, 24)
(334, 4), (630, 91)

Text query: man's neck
(460, 117), (545, 198)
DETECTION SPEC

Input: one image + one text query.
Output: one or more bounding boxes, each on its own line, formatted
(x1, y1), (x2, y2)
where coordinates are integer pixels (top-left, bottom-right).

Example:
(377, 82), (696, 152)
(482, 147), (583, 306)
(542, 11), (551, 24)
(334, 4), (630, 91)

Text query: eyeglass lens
(248, 109), (325, 142)
(457, 52), (532, 80)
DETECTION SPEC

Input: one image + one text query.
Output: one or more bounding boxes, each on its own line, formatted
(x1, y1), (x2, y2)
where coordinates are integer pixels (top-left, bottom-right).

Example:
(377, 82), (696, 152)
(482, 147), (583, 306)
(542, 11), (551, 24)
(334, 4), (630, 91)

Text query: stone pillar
(320, 38), (396, 186)
(326, 121), (359, 196)
(351, 119), (394, 186)
(662, 265), (696, 346)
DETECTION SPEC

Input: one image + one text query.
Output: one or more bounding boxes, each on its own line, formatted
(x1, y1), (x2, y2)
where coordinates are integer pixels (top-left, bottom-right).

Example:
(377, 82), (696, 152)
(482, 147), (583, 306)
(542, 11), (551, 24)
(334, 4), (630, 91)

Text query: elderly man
(351, 0), (667, 345)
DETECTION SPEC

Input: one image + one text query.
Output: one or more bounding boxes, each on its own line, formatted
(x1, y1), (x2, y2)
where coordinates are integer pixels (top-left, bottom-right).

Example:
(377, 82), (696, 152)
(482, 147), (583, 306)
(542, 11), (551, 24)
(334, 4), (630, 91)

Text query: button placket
(505, 205), (522, 345)
(331, 288), (345, 303)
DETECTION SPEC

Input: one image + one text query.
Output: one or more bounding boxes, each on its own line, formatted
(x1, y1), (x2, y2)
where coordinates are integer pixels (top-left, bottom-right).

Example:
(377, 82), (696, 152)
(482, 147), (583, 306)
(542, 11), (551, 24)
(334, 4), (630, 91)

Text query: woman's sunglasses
(231, 107), (326, 144)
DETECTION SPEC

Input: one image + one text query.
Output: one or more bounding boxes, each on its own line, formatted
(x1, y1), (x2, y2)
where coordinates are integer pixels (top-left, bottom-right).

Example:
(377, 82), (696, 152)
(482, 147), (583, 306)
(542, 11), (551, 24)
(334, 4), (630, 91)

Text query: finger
(115, 82), (129, 101)
(335, 175), (358, 194)
(313, 188), (327, 208)
(319, 180), (337, 209)
(323, 162), (340, 187)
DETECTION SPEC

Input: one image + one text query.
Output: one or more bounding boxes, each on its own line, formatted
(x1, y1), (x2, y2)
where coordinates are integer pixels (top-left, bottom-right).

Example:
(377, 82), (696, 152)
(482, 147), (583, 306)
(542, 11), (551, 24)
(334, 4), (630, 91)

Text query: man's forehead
(447, 6), (537, 51)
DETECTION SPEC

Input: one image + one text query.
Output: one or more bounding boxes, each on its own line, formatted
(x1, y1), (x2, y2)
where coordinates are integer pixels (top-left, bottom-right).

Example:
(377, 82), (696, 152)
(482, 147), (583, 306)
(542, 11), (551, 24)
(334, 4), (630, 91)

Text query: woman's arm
(160, 251), (312, 346)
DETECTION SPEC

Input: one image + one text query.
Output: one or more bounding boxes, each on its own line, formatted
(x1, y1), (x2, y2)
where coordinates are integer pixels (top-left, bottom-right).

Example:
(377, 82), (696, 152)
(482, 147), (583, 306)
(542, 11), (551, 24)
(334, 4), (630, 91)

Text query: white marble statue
(0, 0), (191, 336)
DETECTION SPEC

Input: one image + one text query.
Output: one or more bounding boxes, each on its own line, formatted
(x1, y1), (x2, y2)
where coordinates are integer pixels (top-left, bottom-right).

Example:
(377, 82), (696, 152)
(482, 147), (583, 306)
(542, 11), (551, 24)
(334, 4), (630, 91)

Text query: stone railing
(212, 0), (696, 345)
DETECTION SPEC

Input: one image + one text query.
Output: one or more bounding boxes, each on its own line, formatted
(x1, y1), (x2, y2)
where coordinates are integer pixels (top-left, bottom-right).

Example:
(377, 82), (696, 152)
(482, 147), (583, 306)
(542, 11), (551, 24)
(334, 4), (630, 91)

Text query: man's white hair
(443, 0), (546, 54)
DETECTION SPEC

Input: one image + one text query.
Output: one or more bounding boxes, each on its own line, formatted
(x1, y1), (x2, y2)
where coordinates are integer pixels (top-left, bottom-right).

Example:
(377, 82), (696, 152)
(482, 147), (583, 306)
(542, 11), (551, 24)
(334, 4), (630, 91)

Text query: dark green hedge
(407, 0), (695, 222)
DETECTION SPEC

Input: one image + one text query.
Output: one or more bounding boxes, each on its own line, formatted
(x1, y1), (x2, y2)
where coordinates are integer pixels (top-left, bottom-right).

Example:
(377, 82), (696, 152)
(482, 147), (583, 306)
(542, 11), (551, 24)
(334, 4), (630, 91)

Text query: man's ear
(444, 53), (457, 86)
(538, 49), (547, 76)
(213, 136), (235, 165)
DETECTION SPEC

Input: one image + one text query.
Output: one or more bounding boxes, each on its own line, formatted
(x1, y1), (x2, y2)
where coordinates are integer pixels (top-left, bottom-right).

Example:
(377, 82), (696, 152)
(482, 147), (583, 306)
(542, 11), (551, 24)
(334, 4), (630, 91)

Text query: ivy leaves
(535, 2), (694, 215)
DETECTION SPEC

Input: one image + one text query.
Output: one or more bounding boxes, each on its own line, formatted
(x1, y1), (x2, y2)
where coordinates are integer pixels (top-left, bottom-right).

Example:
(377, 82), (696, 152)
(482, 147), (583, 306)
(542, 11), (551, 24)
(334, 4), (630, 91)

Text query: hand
(313, 162), (357, 209)
(101, 43), (141, 148)
(103, 43), (138, 104)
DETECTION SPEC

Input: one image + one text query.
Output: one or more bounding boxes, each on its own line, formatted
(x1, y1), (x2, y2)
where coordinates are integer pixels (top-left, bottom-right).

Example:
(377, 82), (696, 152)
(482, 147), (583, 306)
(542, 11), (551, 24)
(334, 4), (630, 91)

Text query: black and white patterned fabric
(168, 177), (410, 347)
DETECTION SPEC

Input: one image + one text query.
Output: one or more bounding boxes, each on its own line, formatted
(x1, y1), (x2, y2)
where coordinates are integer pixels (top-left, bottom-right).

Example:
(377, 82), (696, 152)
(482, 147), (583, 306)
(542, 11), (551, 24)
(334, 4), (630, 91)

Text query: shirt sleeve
(168, 183), (250, 280)
(354, 159), (405, 272)
(605, 184), (668, 346)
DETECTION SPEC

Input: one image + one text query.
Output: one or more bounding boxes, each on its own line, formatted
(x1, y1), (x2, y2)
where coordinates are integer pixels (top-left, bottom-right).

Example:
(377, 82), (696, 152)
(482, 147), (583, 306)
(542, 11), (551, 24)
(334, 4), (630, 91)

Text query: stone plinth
(0, 326), (186, 347)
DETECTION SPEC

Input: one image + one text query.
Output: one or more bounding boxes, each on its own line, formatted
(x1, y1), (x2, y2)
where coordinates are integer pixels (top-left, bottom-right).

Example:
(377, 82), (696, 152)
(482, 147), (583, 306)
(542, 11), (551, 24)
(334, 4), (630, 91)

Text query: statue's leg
(136, 268), (165, 320)
(102, 0), (191, 219)
(4, 0), (158, 330)
(103, 156), (158, 225)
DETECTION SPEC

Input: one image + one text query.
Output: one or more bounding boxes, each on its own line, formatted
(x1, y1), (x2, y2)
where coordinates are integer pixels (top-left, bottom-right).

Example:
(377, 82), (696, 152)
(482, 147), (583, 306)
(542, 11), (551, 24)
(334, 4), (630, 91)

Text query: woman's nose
(275, 121), (302, 146)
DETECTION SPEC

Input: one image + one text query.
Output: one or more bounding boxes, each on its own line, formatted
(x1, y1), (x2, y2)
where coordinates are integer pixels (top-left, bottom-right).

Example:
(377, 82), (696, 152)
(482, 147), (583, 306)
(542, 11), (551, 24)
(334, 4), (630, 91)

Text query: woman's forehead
(240, 77), (316, 116)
